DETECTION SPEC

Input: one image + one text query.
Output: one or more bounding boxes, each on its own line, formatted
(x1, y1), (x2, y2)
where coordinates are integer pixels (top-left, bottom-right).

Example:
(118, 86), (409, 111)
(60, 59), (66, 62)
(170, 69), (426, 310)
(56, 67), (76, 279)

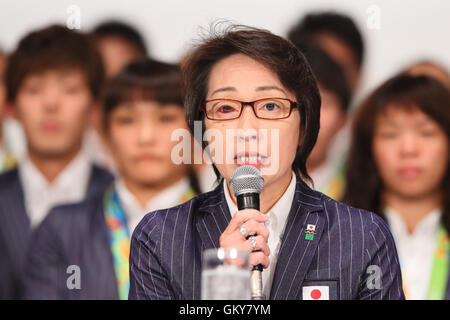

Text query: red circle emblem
(310, 289), (322, 300)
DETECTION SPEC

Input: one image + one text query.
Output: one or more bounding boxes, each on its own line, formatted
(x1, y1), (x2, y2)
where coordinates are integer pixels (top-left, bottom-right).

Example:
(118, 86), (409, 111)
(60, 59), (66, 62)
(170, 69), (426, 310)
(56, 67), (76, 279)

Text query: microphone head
(230, 165), (264, 196)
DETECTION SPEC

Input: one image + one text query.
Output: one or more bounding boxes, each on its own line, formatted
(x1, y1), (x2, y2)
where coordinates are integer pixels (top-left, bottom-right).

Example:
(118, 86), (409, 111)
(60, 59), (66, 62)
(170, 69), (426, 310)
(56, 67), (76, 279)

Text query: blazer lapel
(195, 181), (231, 251)
(86, 165), (114, 198)
(88, 196), (119, 299)
(270, 176), (325, 300)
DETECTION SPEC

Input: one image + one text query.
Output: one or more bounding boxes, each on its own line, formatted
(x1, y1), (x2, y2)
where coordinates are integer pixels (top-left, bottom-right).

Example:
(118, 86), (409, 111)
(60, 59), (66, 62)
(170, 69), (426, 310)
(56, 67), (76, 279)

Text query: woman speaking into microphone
(129, 25), (405, 300)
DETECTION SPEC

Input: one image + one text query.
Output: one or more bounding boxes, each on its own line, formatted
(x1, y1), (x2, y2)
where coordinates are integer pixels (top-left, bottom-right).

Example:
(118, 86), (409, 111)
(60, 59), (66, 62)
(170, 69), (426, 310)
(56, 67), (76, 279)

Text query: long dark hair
(182, 24), (321, 185)
(342, 73), (450, 233)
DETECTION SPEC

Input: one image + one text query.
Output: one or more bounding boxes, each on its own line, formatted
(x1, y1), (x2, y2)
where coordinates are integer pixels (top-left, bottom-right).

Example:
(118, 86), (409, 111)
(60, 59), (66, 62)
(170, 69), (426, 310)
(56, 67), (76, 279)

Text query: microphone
(230, 165), (265, 300)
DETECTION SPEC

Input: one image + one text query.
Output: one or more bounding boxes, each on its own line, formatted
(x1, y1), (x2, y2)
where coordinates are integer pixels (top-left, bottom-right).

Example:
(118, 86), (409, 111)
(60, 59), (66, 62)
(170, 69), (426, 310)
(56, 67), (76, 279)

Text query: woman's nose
(235, 105), (261, 149)
(237, 105), (259, 131)
(399, 133), (419, 156)
(137, 119), (156, 145)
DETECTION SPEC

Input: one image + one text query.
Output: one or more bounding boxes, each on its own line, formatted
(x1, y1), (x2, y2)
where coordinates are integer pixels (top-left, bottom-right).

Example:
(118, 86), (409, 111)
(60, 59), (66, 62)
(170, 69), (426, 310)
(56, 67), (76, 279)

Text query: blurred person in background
(22, 59), (200, 299)
(287, 11), (364, 93)
(287, 11), (365, 200)
(0, 25), (114, 299)
(83, 20), (149, 174)
(91, 20), (148, 79)
(343, 74), (450, 300)
(291, 40), (351, 200)
(90, 19), (217, 192)
(405, 60), (450, 90)
(0, 49), (16, 172)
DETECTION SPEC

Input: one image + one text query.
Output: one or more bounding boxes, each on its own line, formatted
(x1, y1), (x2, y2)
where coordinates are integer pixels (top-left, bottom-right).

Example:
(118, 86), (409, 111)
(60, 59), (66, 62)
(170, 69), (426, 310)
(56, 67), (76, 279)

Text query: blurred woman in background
(343, 74), (450, 300)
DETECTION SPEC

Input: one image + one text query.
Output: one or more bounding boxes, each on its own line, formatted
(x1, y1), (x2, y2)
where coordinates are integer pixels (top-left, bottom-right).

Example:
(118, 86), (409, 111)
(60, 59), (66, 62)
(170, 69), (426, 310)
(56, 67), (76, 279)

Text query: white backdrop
(1, 0), (449, 157)
(1, 0), (449, 98)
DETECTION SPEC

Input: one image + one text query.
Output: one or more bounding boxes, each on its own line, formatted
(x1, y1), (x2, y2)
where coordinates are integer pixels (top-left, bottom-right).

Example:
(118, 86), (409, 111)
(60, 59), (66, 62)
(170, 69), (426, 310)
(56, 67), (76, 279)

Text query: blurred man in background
(291, 41), (351, 199)
(91, 20), (148, 79)
(288, 11), (364, 93)
(22, 59), (199, 300)
(0, 24), (113, 299)
(287, 11), (365, 200)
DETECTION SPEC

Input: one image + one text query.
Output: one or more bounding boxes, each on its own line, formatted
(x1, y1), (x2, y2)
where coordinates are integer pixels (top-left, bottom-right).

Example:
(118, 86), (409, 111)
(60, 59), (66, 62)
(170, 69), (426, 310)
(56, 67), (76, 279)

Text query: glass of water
(201, 248), (251, 300)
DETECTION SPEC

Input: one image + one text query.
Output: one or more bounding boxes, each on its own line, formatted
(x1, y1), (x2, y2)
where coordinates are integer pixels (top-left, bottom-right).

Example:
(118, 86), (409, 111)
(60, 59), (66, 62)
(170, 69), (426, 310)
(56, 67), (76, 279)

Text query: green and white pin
(305, 224), (316, 240)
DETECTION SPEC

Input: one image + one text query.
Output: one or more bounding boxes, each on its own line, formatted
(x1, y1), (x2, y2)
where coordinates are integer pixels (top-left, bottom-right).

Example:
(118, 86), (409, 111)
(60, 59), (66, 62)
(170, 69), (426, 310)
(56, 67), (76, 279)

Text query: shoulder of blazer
(0, 169), (26, 224)
(318, 191), (392, 240)
(35, 192), (105, 243)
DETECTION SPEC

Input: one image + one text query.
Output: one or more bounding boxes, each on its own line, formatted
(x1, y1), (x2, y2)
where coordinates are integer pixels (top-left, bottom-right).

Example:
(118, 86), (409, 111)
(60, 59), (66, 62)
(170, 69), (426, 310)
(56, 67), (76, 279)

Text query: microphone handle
(236, 193), (266, 300)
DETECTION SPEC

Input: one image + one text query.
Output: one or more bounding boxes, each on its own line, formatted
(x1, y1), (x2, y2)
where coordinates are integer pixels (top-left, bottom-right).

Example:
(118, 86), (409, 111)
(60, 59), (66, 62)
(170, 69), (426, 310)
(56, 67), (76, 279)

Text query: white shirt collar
(223, 170), (296, 229)
(385, 207), (442, 300)
(115, 177), (190, 235)
(18, 150), (91, 228)
(385, 206), (442, 238)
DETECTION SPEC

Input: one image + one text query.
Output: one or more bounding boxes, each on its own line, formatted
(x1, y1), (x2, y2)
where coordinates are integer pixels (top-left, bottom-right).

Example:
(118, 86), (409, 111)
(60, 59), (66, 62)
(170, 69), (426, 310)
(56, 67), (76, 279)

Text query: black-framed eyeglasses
(201, 97), (299, 120)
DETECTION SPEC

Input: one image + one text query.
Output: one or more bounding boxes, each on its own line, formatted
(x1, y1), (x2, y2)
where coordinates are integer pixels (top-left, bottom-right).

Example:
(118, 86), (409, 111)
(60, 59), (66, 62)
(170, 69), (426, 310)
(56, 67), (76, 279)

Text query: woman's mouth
(398, 166), (422, 178)
(234, 153), (268, 167)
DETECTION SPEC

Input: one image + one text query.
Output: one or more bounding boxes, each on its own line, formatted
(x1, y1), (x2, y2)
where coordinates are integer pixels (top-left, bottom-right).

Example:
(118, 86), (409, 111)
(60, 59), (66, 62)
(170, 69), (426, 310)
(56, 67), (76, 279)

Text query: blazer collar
(270, 174), (325, 300)
(195, 173), (325, 300)
(195, 181), (231, 250)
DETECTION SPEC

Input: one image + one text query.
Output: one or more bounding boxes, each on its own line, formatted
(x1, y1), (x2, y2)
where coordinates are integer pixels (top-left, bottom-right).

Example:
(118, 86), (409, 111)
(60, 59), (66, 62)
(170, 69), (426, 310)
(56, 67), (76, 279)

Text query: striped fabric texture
(129, 173), (406, 300)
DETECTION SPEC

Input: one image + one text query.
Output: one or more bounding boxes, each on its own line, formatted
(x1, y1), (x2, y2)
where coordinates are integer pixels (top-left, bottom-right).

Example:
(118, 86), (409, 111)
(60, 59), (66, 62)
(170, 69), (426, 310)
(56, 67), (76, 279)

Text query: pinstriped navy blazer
(0, 166), (113, 300)
(129, 173), (405, 300)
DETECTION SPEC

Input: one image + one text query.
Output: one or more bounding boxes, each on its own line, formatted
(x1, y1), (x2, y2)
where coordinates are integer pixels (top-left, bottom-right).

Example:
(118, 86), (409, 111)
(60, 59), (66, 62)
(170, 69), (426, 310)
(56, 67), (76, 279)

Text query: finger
(228, 209), (267, 231)
(249, 251), (270, 269)
(247, 235), (270, 256)
(241, 219), (269, 241)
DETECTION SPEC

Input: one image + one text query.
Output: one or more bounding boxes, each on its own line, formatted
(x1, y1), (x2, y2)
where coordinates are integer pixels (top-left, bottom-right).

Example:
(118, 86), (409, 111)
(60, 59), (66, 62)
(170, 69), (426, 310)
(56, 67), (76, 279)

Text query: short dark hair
(5, 24), (104, 102)
(102, 58), (183, 130)
(92, 20), (147, 55)
(182, 25), (321, 184)
(293, 40), (351, 112)
(342, 74), (450, 233)
(101, 57), (202, 194)
(288, 12), (364, 68)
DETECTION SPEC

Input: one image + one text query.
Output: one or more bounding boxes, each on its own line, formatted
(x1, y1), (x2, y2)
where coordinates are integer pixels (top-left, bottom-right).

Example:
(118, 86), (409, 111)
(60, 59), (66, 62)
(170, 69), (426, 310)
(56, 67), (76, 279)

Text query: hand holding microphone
(219, 165), (268, 300)
(219, 209), (270, 269)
